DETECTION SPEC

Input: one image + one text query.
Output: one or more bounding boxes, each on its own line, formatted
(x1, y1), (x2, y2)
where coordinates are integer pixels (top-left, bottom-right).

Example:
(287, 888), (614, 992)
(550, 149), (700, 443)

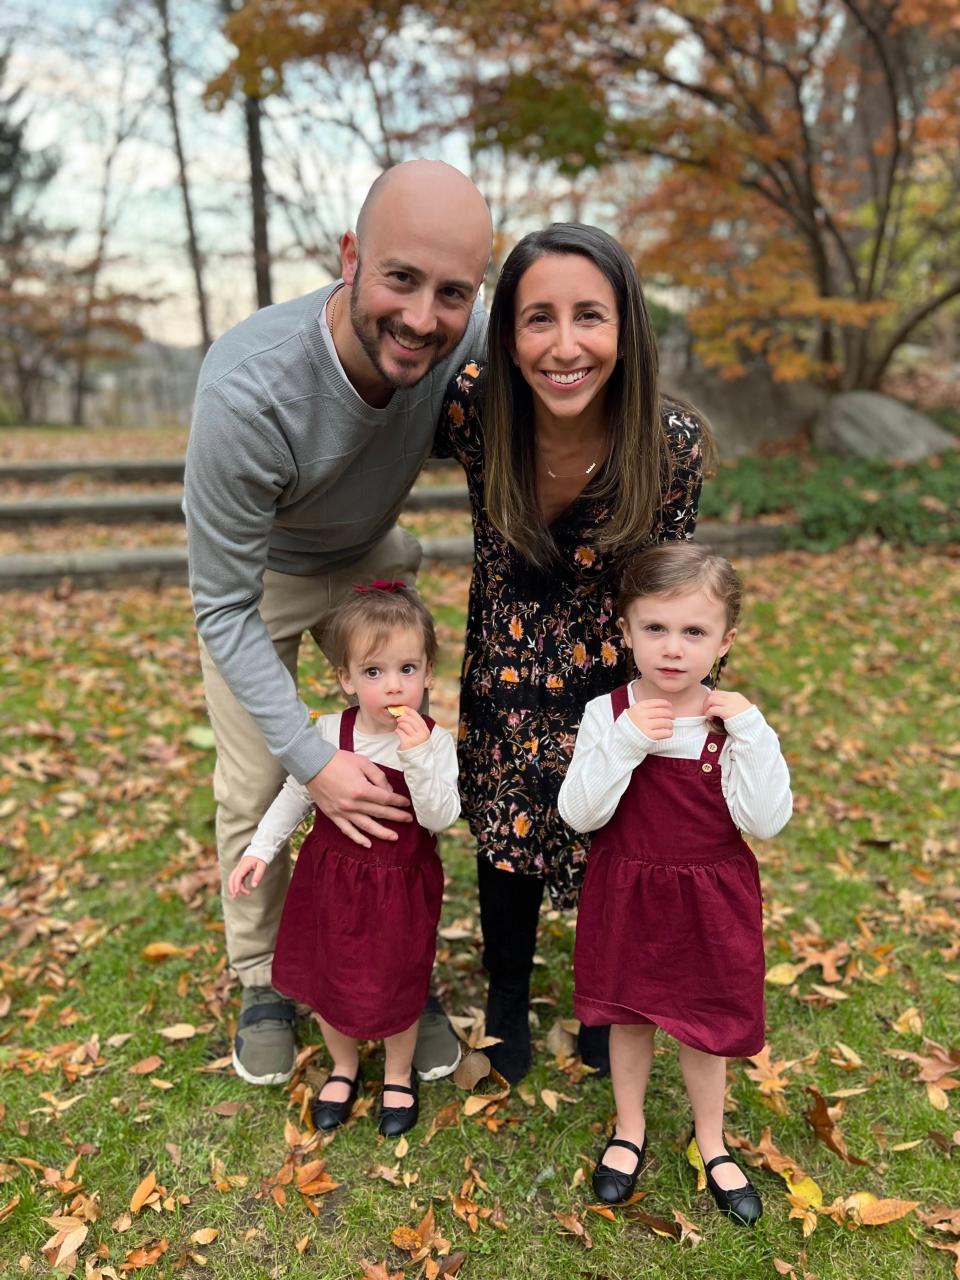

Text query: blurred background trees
(2, 0), (958, 424)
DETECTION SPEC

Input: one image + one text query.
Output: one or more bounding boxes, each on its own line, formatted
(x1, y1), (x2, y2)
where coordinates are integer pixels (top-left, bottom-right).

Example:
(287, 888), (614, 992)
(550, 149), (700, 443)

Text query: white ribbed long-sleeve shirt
(557, 683), (792, 839)
(243, 713), (460, 865)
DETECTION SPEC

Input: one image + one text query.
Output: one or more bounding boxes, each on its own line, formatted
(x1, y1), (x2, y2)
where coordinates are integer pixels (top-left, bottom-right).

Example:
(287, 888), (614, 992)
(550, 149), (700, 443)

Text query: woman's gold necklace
(540, 444), (601, 480)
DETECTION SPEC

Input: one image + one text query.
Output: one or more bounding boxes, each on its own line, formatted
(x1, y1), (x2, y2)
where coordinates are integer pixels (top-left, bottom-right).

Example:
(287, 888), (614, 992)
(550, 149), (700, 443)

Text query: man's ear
(340, 230), (359, 285)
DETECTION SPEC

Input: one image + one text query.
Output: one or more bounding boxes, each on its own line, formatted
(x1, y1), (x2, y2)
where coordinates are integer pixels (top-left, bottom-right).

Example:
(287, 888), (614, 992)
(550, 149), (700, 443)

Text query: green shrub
(700, 451), (960, 550)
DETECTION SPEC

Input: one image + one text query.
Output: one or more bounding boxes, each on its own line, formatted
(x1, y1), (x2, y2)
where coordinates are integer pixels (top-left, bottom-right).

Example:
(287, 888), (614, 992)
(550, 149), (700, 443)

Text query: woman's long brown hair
(483, 223), (707, 566)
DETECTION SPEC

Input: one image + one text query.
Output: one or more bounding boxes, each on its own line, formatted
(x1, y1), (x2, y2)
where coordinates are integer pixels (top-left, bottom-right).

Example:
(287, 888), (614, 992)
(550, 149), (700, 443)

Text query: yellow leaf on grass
(893, 1007), (923, 1035)
(766, 963), (800, 986)
(787, 1175), (823, 1209)
(190, 1228), (220, 1245)
(685, 1136), (707, 1192)
(130, 1172), (156, 1213)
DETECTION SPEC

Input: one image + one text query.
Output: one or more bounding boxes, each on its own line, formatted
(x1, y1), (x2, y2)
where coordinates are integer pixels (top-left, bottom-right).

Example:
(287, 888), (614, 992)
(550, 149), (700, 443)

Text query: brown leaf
(158, 1022), (196, 1041)
(140, 942), (185, 962)
(437, 1251), (467, 1276)
(421, 1099), (461, 1145)
(927, 1241), (960, 1279)
(130, 1172), (157, 1214)
(0, 1194), (21, 1223)
(546, 1020), (577, 1057)
(210, 1101), (242, 1117)
(672, 1208), (703, 1247)
(856, 1197), (920, 1226)
(189, 1228), (219, 1245)
(554, 1208), (593, 1249)
(452, 1051), (491, 1091)
(416, 1204), (437, 1250)
(390, 1225), (422, 1254)
(803, 1086), (870, 1165)
(360, 1262), (404, 1280)
(119, 1238), (169, 1271)
(129, 1056), (163, 1076)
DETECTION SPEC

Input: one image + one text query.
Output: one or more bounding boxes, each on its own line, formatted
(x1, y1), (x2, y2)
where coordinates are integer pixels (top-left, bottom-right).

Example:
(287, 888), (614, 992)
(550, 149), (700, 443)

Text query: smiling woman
(434, 222), (716, 1085)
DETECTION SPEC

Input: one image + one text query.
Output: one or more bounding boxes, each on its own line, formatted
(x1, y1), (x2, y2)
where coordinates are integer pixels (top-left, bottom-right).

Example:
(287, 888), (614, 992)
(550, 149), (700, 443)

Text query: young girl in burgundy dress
(558, 544), (792, 1225)
(228, 583), (459, 1138)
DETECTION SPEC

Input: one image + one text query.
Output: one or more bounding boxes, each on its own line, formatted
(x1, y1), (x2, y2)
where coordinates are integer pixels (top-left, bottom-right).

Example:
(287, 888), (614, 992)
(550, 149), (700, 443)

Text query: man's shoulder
(196, 288), (331, 401)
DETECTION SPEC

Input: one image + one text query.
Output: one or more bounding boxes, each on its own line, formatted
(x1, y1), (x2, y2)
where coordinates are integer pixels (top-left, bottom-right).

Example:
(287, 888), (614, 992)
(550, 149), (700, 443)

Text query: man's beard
(349, 285), (447, 390)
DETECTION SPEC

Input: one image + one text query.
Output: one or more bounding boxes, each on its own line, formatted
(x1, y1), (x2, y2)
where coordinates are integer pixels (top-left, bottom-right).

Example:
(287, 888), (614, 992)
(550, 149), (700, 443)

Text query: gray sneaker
(232, 986), (297, 1085)
(413, 996), (462, 1081)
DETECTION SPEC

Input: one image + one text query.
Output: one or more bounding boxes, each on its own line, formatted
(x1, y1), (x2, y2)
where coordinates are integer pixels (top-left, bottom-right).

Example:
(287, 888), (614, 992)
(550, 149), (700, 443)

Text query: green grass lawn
(1, 552), (959, 1280)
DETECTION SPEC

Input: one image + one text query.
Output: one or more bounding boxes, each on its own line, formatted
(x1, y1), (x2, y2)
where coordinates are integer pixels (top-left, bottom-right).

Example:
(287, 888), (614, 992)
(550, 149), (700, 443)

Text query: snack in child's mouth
(387, 706), (405, 717)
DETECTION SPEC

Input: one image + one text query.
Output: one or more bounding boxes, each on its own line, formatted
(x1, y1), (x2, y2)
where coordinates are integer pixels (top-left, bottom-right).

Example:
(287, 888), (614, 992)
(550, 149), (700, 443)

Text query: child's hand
(392, 706), (430, 749)
(627, 698), (675, 741)
(703, 689), (754, 720)
(228, 854), (268, 898)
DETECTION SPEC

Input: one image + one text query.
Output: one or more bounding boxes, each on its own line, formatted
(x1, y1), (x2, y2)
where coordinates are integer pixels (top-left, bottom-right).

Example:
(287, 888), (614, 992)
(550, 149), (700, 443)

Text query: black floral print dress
(435, 362), (705, 908)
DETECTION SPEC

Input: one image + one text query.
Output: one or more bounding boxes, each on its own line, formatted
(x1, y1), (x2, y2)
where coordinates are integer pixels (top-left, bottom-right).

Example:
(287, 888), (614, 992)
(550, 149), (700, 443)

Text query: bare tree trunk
(221, 0), (273, 309)
(156, 0), (212, 352)
(245, 92), (272, 308)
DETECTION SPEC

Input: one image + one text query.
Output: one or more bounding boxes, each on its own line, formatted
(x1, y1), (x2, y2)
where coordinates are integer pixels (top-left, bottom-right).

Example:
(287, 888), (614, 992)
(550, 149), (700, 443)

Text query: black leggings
(477, 855), (545, 988)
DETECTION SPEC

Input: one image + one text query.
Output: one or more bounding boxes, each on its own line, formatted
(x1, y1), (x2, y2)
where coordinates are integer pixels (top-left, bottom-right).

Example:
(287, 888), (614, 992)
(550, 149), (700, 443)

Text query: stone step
(0, 484), (470, 526)
(0, 456), (452, 485)
(0, 522), (785, 592)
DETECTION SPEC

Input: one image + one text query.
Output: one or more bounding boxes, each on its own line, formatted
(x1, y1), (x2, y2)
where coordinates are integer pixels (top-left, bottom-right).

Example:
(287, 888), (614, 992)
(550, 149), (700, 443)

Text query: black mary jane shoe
(378, 1075), (420, 1138)
(311, 1066), (362, 1132)
(591, 1135), (647, 1205)
(703, 1152), (763, 1226)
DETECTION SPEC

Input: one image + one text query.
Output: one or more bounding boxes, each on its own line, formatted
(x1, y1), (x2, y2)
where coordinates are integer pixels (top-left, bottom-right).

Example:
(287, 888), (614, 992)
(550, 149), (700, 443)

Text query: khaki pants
(199, 525), (423, 988)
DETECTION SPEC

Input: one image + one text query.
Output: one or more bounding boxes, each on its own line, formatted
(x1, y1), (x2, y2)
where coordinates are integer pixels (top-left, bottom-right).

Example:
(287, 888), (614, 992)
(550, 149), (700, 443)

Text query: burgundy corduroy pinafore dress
(573, 685), (765, 1058)
(271, 707), (444, 1040)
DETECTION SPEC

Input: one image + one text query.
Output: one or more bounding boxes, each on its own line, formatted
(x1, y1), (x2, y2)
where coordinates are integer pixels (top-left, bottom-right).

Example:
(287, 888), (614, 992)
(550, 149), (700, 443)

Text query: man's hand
(228, 854), (267, 897)
(392, 706), (431, 749)
(306, 749), (411, 847)
(703, 689), (753, 721)
(627, 698), (675, 741)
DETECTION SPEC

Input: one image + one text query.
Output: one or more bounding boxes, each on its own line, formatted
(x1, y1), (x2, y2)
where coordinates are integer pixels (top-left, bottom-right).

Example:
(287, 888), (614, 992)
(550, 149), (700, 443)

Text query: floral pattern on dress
(435, 361), (705, 908)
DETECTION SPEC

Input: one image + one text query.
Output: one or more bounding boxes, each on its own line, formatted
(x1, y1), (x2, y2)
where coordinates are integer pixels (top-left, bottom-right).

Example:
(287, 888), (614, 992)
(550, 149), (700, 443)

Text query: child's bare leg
(383, 1020), (419, 1108)
(678, 1043), (746, 1190)
(602, 1022), (655, 1174)
(317, 1017), (360, 1103)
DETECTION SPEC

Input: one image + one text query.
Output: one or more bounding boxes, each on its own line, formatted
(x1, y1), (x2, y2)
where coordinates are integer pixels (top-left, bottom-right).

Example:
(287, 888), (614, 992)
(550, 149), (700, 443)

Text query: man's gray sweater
(184, 282), (485, 785)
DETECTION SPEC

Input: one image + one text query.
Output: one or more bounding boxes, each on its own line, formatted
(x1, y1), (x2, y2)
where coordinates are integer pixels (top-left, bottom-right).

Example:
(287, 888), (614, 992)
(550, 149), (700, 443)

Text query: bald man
(185, 161), (491, 1086)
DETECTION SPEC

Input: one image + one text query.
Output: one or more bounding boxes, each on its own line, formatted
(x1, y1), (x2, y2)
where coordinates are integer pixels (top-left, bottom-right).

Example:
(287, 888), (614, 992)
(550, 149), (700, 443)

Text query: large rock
(658, 335), (826, 455)
(814, 391), (957, 461)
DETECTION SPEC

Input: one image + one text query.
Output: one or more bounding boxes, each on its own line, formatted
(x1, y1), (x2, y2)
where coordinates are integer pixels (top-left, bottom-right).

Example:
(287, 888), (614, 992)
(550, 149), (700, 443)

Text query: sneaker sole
(415, 1043), (462, 1082)
(231, 1047), (294, 1087)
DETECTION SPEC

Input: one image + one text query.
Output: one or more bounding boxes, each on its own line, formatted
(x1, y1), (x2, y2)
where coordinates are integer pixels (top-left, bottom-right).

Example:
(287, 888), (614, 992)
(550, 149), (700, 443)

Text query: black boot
(477, 856), (544, 1085)
(577, 1022), (611, 1077)
(485, 978), (532, 1084)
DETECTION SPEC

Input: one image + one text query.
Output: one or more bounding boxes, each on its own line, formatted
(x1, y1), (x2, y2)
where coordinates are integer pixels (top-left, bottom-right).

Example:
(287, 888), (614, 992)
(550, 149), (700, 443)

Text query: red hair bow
(353, 579), (407, 594)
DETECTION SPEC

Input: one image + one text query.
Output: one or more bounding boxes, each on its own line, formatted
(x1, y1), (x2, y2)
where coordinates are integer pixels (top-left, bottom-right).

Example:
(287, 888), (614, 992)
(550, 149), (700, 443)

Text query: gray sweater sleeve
(184, 384), (332, 783)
